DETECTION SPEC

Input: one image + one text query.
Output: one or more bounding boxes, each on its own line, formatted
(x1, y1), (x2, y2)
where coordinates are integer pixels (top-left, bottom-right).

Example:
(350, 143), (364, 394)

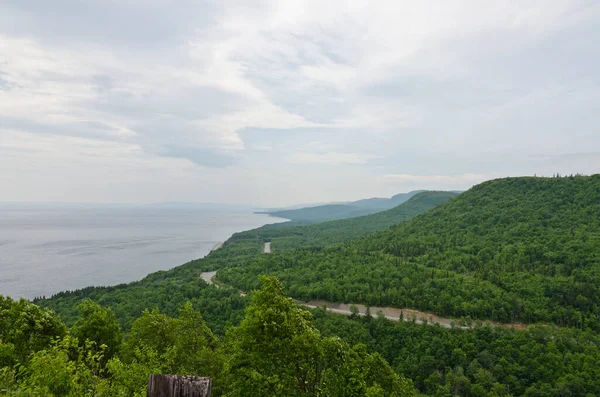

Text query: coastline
(5, 209), (289, 301)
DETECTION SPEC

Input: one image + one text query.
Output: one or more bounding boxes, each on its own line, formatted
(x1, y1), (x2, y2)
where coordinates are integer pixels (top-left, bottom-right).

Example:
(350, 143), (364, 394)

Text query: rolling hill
(254, 191), (458, 250)
(268, 190), (426, 223)
(219, 175), (600, 329)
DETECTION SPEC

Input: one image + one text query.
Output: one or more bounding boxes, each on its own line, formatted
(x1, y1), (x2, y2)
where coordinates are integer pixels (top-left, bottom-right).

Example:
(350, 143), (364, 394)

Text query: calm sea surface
(0, 205), (286, 299)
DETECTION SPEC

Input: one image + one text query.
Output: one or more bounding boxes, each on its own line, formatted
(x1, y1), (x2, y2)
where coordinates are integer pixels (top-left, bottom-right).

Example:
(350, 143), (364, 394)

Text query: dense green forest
(314, 309), (600, 396)
(218, 175), (600, 329)
(7, 279), (600, 396)
(6, 175), (600, 395)
(1, 278), (417, 396)
(269, 190), (425, 223)
(255, 191), (458, 251)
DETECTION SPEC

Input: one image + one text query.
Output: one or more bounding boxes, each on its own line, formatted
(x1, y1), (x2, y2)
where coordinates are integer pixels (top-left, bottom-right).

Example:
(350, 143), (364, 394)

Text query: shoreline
(20, 212), (288, 301)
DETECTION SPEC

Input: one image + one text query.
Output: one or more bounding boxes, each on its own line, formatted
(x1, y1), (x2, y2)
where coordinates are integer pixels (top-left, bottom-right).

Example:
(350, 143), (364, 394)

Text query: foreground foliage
(8, 279), (600, 396)
(1, 278), (417, 396)
(315, 310), (600, 396)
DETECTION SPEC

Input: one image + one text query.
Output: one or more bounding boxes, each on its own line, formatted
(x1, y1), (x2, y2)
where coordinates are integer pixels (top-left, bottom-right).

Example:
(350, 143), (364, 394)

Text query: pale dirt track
(199, 271), (528, 330)
(200, 271), (217, 285)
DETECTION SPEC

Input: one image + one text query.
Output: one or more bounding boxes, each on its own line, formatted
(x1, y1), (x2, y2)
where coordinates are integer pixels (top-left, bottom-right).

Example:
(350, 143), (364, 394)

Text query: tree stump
(147, 374), (211, 397)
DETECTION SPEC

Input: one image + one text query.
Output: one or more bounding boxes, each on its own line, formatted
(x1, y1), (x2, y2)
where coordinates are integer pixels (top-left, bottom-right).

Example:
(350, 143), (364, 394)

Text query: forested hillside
(22, 174), (600, 396)
(351, 190), (427, 210)
(252, 191), (458, 250)
(269, 190), (425, 223)
(1, 279), (418, 396)
(219, 175), (600, 329)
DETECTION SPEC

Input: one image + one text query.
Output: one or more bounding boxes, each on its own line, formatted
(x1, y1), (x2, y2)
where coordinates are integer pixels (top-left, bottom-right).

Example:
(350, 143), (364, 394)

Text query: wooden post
(147, 374), (211, 397)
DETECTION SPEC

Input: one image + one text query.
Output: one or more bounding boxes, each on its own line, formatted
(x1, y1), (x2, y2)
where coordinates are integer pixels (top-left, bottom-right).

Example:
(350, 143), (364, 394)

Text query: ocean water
(0, 205), (286, 299)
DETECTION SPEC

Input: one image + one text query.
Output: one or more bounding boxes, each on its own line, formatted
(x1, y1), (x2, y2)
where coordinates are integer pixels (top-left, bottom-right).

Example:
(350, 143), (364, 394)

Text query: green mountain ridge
(252, 191), (458, 251)
(268, 190), (426, 223)
(220, 175), (600, 329)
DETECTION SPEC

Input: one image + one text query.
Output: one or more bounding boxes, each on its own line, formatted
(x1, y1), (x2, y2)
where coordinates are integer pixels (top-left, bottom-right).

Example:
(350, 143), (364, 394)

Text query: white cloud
(289, 152), (380, 166)
(194, 101), (321, 148)
(0, 0), (599, 205)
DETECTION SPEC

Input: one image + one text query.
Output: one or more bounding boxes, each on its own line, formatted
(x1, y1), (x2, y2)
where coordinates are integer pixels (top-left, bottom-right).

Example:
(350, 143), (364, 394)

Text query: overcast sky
(1, 1), (599, 206)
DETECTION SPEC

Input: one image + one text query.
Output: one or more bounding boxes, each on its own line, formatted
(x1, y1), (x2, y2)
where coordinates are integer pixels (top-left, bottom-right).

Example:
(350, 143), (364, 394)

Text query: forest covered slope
(250, 191), (458, 250)
(268, 190), (425, 222)
(219, 175), (600, 328)
(2, 279), (419, 396)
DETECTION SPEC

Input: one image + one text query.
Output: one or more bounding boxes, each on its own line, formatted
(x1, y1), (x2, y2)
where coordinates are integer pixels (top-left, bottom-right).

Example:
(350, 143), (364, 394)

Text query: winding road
(199, 271), (527, 330)
(200, 271), (217, 285)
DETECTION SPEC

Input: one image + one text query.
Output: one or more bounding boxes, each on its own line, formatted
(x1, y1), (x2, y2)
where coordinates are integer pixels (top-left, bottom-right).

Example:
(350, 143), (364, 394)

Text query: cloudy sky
(1, 1), (599, 206)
